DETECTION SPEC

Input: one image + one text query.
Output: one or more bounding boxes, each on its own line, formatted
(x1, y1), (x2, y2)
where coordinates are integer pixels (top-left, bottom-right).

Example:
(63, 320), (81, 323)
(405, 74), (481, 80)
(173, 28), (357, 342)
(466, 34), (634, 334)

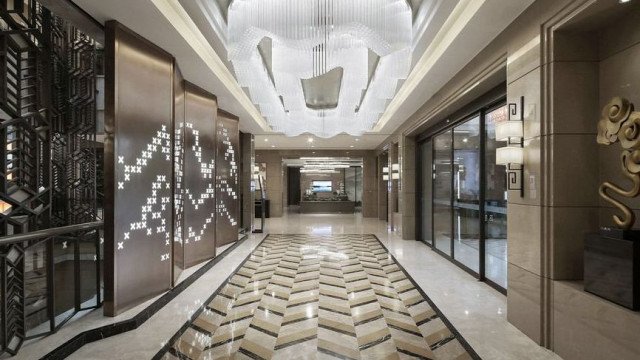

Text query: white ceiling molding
(373, 0), (534, 135)
(374, 0), (485, 132)
(150, 0), (269, 131)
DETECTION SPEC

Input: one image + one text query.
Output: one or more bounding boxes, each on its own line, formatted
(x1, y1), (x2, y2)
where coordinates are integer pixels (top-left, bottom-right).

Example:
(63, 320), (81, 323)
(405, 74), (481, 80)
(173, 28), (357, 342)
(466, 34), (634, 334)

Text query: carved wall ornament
(597, 97), (640, 230)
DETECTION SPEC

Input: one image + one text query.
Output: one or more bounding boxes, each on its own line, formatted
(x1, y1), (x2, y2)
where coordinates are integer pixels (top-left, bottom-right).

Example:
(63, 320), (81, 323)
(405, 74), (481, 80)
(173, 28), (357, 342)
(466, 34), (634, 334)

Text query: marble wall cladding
(550, 133), (599, 208)
(265, 159), (284, 217)
(240, 133), (255, 232)
(553, 280), (640, 360)
(550, 206), (598, 280)
(400, 135), (416, 240)
(506, 35), (541, 85)
(378, 154), (388, 221)
(598, 8), (640, 61)
(549, 61), (599, 135)
(362, 152), (378, 218)
(389, 144), (399, 230)
(507, 203), (542, 276)
(507, 263), (542, 345)
(552, 31), (599, 63)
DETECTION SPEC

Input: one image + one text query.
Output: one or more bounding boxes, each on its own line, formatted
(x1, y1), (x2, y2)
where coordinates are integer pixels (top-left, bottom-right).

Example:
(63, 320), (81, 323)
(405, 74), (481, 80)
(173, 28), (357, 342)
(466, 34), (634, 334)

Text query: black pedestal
(584, 228), (640, 310)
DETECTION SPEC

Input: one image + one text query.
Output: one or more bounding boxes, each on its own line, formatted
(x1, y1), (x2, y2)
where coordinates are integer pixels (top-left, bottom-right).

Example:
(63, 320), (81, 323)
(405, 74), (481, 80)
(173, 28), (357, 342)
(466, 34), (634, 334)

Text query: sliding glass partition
(433, 131), (452, 256)
(453, 116), (481, 273)
(419, 141), (433, 246)
(419, 103), (508, 292)
(484, 107), (509, 289)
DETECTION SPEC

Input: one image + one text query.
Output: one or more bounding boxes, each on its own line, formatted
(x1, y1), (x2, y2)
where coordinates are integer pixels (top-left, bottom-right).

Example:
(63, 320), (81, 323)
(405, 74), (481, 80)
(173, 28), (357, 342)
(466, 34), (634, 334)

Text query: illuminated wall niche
(216, 110), (240, 246)
(104, 22), (173, 316)
(179, 82), (218, 267)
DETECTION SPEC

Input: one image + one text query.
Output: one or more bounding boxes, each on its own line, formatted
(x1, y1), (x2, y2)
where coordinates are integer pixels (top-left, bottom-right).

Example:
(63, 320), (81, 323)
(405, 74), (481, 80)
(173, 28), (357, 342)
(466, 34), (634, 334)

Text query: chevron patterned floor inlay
(156, 234), (480, 360)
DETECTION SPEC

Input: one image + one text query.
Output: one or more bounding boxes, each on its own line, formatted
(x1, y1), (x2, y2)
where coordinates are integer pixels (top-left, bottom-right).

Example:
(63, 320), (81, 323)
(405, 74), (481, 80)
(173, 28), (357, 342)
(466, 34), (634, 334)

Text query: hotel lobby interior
(1, 0), (640, 359)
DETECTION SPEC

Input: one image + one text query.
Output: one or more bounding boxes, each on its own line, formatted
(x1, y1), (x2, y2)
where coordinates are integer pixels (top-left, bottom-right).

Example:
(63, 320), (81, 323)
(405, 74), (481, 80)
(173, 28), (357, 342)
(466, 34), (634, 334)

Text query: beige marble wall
(553, 281), (640, 359)
(378, 154), (388, 221)
(400, 135), (416, 240)
(240, 133), (255, 232)
(362, 152), (379, 218)
(388, 144), (399, 232)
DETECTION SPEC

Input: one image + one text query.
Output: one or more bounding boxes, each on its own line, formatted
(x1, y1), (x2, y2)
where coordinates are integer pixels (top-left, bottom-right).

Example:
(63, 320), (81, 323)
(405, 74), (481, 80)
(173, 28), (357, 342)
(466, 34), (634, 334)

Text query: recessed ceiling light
(463, 138), (468, 143)
(355, 138), (360, 142)
(264, 138), (268, 142)
(620, 0), (631, 3)
(271, 145), (275, 148)
(350, 145), (354, 148)
(307, 137), (314, 143)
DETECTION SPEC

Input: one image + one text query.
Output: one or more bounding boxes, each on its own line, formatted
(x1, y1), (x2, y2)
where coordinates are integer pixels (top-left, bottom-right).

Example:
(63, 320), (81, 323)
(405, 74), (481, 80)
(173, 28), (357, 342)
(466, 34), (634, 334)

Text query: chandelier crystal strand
(228, 0), (412, 138)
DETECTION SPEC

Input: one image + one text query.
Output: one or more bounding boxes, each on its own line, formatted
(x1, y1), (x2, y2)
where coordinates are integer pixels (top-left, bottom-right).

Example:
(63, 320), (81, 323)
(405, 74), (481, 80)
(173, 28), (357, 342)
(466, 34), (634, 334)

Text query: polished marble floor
(16, 210), (561, 360)
(158, 234), (477, 359)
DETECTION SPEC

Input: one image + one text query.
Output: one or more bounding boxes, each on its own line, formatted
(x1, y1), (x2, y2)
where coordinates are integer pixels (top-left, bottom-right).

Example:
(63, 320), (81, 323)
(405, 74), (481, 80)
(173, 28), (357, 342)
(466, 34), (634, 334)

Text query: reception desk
(300, 201), (356, 214)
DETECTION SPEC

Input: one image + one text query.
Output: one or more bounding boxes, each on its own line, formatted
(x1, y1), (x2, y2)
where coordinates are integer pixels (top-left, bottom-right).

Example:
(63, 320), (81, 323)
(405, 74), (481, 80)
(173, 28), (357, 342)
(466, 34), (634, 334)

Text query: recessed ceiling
(227, 0), (413, 138)
(74, 0), (535, 149)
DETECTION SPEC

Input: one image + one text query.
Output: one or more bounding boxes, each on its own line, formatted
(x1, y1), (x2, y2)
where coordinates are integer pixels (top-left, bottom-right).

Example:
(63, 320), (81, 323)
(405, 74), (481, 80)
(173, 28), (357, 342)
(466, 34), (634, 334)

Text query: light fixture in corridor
(227, 0), (413, 138)
(495, 96), (525, 196)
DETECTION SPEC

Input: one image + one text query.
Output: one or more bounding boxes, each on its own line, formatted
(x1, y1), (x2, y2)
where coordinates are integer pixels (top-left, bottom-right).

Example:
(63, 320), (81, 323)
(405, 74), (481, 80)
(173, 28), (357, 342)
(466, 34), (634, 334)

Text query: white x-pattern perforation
(116, 124), (172, 262)
(216, 122), (238, 228)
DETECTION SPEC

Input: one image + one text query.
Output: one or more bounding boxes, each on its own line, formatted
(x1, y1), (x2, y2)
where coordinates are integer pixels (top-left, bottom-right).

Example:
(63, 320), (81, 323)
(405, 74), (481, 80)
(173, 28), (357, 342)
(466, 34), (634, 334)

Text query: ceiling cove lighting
(228, 0), (412, 138)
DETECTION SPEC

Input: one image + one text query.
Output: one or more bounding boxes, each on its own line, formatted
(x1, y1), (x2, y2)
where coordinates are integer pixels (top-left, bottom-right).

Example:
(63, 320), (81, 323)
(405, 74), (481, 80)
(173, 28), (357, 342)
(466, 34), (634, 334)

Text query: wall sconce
(382, 166), (389, 181)
(391, 163), (400, 180)
(496, 96), (525, 197)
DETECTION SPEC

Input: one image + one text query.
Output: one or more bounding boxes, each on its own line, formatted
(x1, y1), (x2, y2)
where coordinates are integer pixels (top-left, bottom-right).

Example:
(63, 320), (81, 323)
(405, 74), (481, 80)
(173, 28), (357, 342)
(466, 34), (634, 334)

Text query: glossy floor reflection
(158, 234), (477, 359)
(21, 211), (561, 360)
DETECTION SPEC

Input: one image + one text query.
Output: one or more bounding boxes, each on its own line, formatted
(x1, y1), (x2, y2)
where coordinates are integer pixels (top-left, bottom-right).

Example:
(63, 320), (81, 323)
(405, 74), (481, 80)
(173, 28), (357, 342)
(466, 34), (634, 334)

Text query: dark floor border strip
(39, 234), (252, 360)
(152, 234), (272, 360)
(371, 234), (482, 360)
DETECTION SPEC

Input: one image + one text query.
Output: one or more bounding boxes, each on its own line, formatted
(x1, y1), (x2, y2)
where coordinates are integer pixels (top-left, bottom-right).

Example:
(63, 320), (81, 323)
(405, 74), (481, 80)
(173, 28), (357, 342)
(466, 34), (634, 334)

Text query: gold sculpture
(597, 97), (640, 230)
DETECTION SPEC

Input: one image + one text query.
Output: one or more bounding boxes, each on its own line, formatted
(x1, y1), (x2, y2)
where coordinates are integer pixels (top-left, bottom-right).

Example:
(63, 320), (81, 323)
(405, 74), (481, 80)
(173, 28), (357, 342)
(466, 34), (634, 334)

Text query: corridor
(14, 212), (559, 360)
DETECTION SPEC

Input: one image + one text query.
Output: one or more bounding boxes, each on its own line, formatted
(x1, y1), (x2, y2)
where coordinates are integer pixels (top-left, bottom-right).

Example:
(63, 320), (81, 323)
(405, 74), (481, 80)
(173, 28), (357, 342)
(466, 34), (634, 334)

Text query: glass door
(419, 140), (433, 245)
(417, 100), (508, 293)
(453, 116), (481, 273)
(484, 106), (509, 289)
(433, 130), (452, 255)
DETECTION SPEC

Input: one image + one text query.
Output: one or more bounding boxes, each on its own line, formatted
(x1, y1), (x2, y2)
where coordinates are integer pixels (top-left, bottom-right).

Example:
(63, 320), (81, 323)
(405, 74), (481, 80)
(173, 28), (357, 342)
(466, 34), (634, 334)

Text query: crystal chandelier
(228, 0), (412, 138)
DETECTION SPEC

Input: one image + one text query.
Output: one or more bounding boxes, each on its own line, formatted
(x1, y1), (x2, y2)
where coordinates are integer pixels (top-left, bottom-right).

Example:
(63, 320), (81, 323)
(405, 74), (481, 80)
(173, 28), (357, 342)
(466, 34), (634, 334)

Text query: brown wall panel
(173, 66), (185, 283)
(104, 21), (173, 316)
(182, 82), (218, 266)
(216, 110), (240, 246)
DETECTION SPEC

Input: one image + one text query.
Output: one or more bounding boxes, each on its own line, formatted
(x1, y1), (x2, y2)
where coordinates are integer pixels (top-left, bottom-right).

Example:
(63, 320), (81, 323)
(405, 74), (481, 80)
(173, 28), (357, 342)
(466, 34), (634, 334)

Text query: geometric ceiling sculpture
(228, 0), (413, 138)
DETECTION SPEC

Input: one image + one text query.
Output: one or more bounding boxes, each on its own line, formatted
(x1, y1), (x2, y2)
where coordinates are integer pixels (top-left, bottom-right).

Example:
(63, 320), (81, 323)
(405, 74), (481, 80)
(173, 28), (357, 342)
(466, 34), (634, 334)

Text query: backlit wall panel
(182, 83), (218, 266)
(173, 67), (185, 283)
(216, 111), (240, 246)
(104, 21), (173, 316)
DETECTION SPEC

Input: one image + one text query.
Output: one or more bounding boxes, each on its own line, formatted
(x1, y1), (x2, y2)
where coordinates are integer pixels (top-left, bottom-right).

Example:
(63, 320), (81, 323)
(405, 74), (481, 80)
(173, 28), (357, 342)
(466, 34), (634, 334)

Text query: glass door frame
(416, 97), (507, 295)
